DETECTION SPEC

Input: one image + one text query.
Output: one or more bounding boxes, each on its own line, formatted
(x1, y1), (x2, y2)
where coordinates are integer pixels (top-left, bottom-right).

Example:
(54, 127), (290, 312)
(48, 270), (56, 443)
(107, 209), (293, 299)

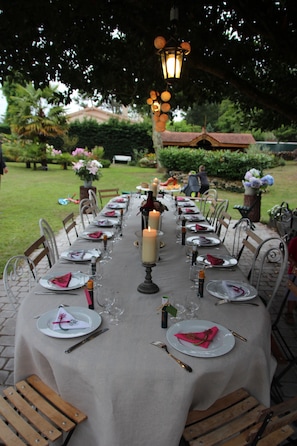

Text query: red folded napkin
(175, 327), (218, 349)
(88, 231), (103, 239)
(114, 198), (124, 202)
(185, 208), (194, 213)
(105, 211), (116, 216)
(51, 272), (72, 288)
(206, 254), (224, 265)
(195, 224), (207, 231)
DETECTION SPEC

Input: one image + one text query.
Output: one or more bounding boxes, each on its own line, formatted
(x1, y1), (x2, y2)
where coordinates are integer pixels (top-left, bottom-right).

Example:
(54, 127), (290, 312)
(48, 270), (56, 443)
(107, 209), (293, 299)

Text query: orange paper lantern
(161, 103), (171, 113)
(159, 113), (169, 122)
(154, 36), (166, 49)
(160, 91), (171, 102)
(146, 98), (153, 105)
(155, 121), (166, 132)
(180, 42), (191, 54)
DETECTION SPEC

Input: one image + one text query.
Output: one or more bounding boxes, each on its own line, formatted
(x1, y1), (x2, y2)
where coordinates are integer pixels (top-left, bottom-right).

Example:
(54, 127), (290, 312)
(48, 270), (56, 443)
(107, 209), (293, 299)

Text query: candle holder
(137, 262), (159, 294)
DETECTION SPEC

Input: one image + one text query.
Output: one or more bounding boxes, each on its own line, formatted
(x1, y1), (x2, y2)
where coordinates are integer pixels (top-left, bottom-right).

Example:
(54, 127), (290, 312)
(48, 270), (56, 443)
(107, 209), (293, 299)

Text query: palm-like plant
(8, 83), (67, 169)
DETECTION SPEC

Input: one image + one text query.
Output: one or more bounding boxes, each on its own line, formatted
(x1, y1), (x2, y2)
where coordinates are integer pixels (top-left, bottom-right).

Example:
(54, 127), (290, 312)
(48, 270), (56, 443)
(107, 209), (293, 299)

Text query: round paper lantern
(153, 112), (160, 121)
(180, 41), (191, 54)
(150, 90), (157, 100)
(154, 36), (166, 49)
(155, 121), (166, 132)
(160, 91), (171, 102)
(161, 103), (171, 113)
(146, 98), (153, 105)
(159, 113), (169, 122)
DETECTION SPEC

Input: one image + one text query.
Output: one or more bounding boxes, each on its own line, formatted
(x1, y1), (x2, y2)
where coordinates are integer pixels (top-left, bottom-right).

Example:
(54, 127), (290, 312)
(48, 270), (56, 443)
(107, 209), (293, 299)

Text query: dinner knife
(65, 328), (109, 353)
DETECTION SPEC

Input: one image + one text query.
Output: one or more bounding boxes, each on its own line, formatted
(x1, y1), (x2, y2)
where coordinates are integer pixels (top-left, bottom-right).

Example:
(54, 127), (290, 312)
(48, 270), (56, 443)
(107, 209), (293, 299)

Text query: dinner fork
(151, 341), (192, 372)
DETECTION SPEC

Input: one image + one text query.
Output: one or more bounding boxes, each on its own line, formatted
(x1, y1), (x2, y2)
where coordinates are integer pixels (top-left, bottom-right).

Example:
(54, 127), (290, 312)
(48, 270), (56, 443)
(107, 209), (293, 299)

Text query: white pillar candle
(148, 210), (160, 230)
(151, 182), (158, 198)
(142, 227), (157, 263)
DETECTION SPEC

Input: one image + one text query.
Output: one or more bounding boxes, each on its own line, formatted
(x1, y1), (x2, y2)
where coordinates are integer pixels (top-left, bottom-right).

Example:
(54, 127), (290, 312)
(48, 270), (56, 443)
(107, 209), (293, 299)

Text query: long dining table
(15, 194), (276, 446)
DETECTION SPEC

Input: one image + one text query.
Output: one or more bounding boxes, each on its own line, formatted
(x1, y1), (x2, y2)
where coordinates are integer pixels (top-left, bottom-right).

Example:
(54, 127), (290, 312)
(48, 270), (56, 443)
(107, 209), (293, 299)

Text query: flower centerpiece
(72, 148), (103, 187)
(243, 168), (274, 195)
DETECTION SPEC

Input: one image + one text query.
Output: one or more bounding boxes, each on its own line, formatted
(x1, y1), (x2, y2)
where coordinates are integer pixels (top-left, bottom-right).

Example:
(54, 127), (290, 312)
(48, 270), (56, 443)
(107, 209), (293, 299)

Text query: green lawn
(1, 161), (296, 276)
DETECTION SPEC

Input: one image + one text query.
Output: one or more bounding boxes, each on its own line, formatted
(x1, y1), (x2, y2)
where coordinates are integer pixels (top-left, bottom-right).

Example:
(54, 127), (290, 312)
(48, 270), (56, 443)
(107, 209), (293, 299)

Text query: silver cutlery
(34, 292), (78, 295)
(151, 341), (192, 372)
(65, 328), (109, 353)
(215, 299), (259, 306)
(228, 329), (247, 342)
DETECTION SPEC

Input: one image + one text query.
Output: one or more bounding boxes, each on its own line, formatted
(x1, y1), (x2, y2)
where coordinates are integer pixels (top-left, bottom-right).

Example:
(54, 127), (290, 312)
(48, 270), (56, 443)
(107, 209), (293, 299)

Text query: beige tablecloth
(15, 195), (275, 446)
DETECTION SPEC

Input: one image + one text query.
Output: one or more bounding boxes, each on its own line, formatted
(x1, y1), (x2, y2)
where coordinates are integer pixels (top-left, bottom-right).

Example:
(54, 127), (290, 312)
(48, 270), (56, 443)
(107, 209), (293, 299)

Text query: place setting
(107, 202), (126, 210)
(59, 248), (101, 263)
(80, 229), (114, 241)
(102, 209), (121, 218)
(92, 218), (119, 228)
(186, 222), (214, 233)
(207, 280), (259, 306)
(36, 305), (102, 339)
(186, 235), (221, 247)
(166, 319), (236, 358)
(38, 271), (89, 293)
(196, 254), (238, 268)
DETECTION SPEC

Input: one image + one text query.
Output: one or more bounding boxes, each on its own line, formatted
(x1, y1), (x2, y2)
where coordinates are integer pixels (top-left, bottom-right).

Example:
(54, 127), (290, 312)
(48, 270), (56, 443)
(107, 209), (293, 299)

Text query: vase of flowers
(242, 168), (274, 195)
(72, 148), (103, 186)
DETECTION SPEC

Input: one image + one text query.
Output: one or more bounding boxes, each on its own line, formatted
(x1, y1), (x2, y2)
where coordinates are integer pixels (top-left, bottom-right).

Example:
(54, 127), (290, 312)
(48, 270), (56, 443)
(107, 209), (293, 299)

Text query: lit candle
(151, 182), (158, 198)
(148, 210), (160, 230)
(142, 227), (157, 263)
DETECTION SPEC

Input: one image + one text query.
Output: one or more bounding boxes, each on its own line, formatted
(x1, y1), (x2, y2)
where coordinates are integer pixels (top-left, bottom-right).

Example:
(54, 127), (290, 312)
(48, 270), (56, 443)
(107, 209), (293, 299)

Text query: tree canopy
(0, 0), (296, 129)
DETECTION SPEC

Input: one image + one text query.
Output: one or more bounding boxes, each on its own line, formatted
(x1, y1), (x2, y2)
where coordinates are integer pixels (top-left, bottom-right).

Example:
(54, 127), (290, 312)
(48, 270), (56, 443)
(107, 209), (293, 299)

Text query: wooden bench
(181, 388), (297, 446)
(112, 155), (131, 164)
(0, 374), (87, 446)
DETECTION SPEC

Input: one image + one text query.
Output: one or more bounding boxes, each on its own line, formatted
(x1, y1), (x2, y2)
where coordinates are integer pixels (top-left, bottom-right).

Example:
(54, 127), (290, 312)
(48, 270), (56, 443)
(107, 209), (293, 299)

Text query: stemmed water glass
(96, 287), (115, 315)
(185, 290), (200, 319)
(109, 298), (125, 325)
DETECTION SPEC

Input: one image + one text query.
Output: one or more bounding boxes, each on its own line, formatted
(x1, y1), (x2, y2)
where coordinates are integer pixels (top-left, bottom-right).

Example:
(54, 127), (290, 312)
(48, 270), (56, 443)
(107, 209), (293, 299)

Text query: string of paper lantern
(146, 89), (172, 132)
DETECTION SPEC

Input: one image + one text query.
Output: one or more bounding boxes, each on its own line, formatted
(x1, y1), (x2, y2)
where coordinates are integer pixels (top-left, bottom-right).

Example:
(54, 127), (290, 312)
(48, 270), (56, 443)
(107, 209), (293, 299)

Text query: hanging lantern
(155, 6), (191, 81)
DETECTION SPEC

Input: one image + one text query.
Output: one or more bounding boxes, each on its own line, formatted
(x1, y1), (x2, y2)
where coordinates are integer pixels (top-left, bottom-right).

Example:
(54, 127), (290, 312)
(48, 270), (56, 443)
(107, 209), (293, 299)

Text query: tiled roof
(161, 130), (255, 147)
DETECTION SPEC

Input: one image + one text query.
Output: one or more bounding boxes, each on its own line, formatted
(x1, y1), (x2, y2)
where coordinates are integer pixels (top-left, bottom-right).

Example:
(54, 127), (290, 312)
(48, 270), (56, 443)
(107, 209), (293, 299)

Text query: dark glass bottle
(141, 190), (155, 230)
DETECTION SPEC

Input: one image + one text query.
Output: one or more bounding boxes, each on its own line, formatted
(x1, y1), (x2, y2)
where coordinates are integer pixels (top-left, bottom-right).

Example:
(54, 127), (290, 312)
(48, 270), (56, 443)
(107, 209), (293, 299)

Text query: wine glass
(185, 290), (200, 319)
(96, 287), (115, 314)
(101, 239), (114, 261)
(109, 298), (125, 325)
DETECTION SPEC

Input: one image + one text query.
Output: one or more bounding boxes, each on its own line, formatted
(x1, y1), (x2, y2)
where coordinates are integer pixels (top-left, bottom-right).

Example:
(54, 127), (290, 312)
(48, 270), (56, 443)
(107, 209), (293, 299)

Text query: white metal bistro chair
(3, 255), (38, 312)
(249, 236), (288, 310)
(39, 218), (59, 266)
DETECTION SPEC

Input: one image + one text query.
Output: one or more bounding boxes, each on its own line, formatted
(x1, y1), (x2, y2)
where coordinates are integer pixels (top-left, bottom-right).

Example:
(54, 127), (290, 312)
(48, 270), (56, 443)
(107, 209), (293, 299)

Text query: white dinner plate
(93, 219), (118, 228)
(186, 223), (214, 232)
(81, 230), (113, 240)
(39, 272), (89, 291)
(183, 215), (206, 222)
(60, 249), (101, 262)
(166, 320), (235, 357)
(112, 197), (128, 203)
(103, 210), (121, 218)
(186, 236), (221, 246)
(37, 306), (102, 338)
(206, 280), (258, 301)
(107, 203), (126, 209)
(178, 202), (196, 207)
(181, 208), (200, 214)
(197, 255), (238, 268)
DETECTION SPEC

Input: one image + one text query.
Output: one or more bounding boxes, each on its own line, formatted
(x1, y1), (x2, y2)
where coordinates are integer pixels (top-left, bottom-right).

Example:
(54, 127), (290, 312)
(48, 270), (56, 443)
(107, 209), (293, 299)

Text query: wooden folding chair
(216, 211), (232, 243)
(180, 388), (297, 446)
(62, 212), (78, 245)
(24, 235), (52, 272)
(0, 374), (87, 446)
(98, 188), (119, 206)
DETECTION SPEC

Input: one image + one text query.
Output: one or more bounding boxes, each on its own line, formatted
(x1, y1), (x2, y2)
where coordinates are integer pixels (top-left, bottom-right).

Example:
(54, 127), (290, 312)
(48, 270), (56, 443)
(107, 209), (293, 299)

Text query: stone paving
(0, 215), (297, 405)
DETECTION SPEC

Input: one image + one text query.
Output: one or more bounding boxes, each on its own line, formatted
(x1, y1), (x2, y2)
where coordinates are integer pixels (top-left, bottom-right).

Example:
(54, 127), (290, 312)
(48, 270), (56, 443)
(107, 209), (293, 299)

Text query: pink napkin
(195, 224), (207, 231)
(206, 254), (224, 265)
(175, 327), (218, 348)
(88, 231), (103, 239)
(114, 198), (125, 202)
(185, 208), (195, 213)
(105, 211), (116, 217)
(51, 272), (72, 288)
(177, 196), (185, 201)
